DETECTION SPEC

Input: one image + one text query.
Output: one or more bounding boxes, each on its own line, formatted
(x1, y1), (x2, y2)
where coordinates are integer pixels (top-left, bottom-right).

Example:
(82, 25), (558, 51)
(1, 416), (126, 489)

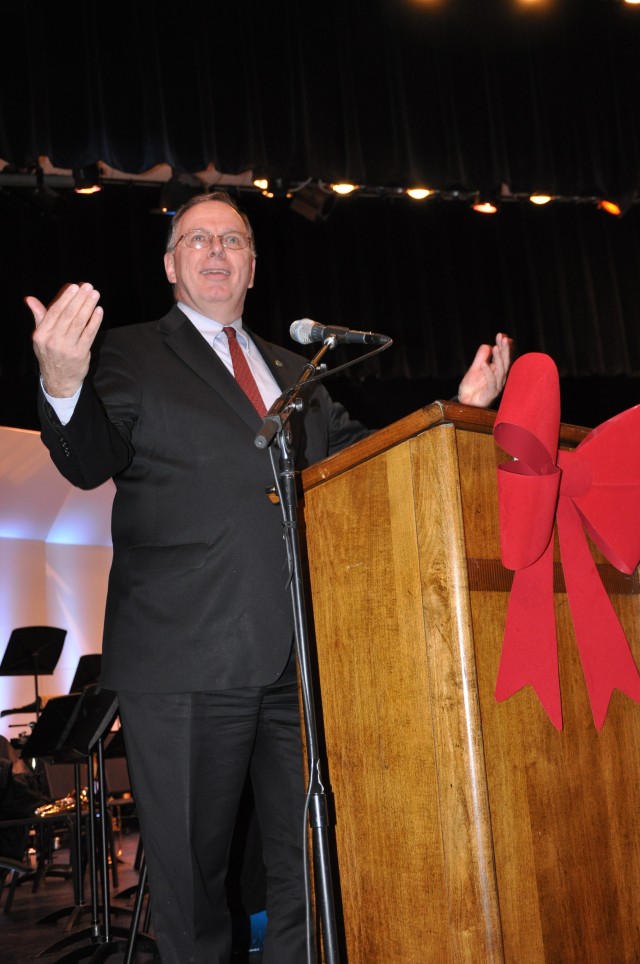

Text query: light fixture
(597, 189), (636, 217)
(30, 161), (64, 217)
(472, 198), (499, 214)
(72, 164), (102, 195)
(330, 183), (357, 195)
(595, 183), (637, 216)
(598, 198), (622, 216)
(158, 173), (202, 214)
(529, 192), (552, 205)
(253, 177), (291, 199)
(405, 188), (432, 200)
(254, 177), (272, 197)
(290, 184), (336, 222)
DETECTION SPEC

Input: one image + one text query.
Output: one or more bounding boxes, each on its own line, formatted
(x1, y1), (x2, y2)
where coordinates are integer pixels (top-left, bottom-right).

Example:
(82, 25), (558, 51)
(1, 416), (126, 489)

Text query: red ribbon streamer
(493, 353), (640, 730)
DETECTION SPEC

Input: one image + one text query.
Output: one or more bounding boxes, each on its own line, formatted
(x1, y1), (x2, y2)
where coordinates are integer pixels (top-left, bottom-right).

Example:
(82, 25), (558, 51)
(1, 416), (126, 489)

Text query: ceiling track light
(472, 198), (499, 214)
(72, 164), (102, 195)
(253, 177), (292, 199)
(290, 184), (336, 221)
(529, 192), (552, 205)
(31, 162), (64, 215)
(1, 159), (636, 218)
(598, 199), (622, 216)
(158, 173), (204, 214)
(596, 189), (637, 217)
(330, 182), (358, 195)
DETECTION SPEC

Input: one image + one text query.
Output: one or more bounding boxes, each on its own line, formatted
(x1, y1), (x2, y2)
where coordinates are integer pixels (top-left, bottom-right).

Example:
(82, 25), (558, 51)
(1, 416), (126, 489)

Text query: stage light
(290, 184), (336, 221)
(406, 188), (432, 200)
(29, 161), (65, 217)
(72, 164), (102, 195)
(158, 173), (201, 214)
(330, 183), (357, 195)
(253, 177), (291, 199)
(598, 199), (622, 216)
(268, 179), (291, 198)
(597, 191), (636, 217)
(472, 199), (498, 214)
(530, 193), (552, 205)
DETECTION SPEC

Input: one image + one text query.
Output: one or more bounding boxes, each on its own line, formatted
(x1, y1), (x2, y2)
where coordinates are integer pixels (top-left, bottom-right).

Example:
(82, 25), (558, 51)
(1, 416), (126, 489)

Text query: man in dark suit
(27, 192), (512, 963)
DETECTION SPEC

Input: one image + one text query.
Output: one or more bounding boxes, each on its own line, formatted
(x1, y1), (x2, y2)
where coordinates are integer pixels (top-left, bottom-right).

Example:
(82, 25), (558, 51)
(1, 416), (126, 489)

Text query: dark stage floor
(0, 827), (264, 963)
(0, 826), (157, 963)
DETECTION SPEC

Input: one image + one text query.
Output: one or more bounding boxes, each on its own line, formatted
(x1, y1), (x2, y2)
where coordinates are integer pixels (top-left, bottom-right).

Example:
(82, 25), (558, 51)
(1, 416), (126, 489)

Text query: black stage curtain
(1, 0), (640, 198)
(1, 184), (639, 432)
(2, 0), (640, 429)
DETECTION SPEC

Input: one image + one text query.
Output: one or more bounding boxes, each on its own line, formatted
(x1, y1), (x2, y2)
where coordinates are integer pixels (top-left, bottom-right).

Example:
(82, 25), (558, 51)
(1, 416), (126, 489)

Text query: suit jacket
(38, 305), (369, 693)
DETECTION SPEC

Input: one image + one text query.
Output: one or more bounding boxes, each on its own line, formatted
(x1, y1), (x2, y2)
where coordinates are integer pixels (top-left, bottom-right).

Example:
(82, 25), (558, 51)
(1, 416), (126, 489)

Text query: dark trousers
(117, 650), (309, 964)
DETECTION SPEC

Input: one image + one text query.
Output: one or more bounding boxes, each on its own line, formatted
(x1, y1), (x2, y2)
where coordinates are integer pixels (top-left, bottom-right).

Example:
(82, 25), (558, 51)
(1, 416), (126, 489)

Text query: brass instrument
(35, 786), (89, 817)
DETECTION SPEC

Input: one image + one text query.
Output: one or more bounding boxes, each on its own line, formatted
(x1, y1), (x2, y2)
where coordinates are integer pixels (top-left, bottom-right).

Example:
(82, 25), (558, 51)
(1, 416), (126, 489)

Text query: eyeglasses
(176, 229), (251, 252)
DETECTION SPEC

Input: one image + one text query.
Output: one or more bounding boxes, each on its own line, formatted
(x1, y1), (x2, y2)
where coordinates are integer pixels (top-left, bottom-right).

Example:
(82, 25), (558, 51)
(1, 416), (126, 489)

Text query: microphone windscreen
(289, 318), (316, 345)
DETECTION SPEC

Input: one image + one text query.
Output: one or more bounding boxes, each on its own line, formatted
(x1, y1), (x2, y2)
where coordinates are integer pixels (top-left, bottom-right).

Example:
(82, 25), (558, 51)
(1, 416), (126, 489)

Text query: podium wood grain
(300, 401), (640, 963)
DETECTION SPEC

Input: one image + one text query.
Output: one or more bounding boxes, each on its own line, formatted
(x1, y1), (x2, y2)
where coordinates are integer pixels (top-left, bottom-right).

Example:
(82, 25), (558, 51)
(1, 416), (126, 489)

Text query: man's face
(164, 200), (256, 323)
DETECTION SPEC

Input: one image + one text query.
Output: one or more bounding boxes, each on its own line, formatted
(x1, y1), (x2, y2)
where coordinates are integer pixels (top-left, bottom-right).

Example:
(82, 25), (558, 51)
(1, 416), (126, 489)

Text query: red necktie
(223, 327), (267, 417)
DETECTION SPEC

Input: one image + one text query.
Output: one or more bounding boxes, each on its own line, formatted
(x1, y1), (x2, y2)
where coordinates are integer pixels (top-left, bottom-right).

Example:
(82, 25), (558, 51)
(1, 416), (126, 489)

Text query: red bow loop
(496, 467), (560, 570)
(558, 404), (640, 573)
(493, 353), (640, 730)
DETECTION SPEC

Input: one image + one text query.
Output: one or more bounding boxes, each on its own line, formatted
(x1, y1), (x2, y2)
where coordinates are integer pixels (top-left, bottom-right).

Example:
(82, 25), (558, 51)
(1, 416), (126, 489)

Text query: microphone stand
(255, 337), (341, 964)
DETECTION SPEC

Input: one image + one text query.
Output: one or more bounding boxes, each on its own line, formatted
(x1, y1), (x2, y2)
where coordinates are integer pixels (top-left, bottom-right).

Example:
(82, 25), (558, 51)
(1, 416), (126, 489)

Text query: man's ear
(164, 251), (176, 284)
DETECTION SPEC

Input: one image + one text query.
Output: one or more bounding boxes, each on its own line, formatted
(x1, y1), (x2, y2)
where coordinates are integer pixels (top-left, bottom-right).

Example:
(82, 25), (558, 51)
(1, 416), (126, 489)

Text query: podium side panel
(303, 441), (453, 963)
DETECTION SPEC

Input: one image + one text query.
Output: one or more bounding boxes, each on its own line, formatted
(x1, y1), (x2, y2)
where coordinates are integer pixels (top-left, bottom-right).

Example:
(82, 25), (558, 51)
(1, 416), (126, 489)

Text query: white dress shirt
(177, 303), (281, 412)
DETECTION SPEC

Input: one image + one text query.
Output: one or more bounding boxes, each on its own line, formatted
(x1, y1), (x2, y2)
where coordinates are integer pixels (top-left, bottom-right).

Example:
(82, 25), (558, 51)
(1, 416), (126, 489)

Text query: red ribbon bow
(493, 353), (640, 730)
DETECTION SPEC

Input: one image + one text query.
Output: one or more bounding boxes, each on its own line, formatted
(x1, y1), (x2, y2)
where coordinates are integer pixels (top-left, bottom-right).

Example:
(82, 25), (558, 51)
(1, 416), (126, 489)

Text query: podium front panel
(456, 428), (640, 964)
(302, 404), (640, 963)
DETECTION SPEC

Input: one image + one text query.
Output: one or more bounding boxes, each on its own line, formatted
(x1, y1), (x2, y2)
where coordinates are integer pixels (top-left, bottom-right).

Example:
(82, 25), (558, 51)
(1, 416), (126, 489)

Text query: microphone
(290, 318), (391, 347)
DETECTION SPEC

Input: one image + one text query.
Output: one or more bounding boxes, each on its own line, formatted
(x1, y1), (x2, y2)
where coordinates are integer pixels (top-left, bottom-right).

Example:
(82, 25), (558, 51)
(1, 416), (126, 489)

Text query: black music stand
(21, 693), (102, 935)
(20, 694), (85, 762)
(0, 627), (67, 719)
(31, 686), (155, 963)
(11, 693), (86, 915)
(69, 655), (102, 695)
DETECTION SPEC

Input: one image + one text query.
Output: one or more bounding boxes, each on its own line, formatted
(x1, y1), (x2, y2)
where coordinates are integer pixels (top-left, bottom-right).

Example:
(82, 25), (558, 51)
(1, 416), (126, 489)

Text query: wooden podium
(300, 401), (640, 963)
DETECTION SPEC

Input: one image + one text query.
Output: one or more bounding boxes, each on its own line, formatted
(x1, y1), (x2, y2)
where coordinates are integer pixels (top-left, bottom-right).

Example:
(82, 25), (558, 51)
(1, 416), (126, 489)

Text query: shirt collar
(177, 302), (250, 349)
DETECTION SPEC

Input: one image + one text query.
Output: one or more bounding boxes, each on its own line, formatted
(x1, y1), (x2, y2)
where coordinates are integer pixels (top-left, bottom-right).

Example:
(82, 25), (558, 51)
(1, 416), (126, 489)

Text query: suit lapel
(156, 307), (311, 455)
(157, 306), (262, 432)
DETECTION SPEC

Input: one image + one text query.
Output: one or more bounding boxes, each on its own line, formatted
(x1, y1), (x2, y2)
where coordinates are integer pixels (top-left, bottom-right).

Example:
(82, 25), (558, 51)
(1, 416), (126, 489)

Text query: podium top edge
(301, 400), (591, 491)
